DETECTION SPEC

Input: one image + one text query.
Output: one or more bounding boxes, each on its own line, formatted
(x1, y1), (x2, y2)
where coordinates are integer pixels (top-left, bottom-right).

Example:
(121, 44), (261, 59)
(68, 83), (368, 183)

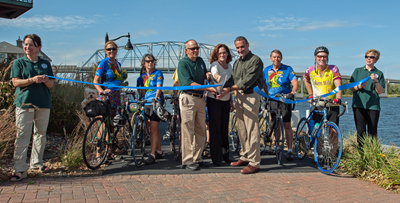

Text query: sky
(1, 0), (400, 86)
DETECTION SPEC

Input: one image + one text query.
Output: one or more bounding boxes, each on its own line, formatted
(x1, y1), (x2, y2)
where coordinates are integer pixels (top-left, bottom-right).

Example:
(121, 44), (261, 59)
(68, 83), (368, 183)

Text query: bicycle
(82, 91), (135, 170)
(162, 94), (181, 161)
(228, 110), (240, 152)
(294, 97), (347, 174)
(259, 94), (295, 165)
(130, 99), (153, 166)
(259, 97), (273, 154)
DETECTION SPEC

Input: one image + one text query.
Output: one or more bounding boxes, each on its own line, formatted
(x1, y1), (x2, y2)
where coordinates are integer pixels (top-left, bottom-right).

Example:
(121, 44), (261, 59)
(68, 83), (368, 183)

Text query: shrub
(340, 133), (400, 191)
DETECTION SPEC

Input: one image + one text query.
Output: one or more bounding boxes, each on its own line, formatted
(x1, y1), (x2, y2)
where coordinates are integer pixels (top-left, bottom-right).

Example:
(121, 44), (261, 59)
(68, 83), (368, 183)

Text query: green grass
(339, 133), (400, 192)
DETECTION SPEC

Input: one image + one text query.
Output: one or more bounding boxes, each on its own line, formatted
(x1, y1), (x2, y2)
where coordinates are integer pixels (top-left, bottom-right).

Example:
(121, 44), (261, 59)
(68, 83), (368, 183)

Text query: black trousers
(207, 97), (230, 165)
(353, 107), (380, 146)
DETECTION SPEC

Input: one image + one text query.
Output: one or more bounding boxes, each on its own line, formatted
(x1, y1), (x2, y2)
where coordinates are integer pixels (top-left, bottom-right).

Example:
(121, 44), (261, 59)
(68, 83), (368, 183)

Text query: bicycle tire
(295, 118), (311, 160)
(229, 112), (240, 152)
(131, 113), (144, 167)
(113, 118), (133, 157)
(261, 116), (274, 155)
(82, 117), (109, 170)
(275, 117), (285, 165)
(314, 121), (343, 174)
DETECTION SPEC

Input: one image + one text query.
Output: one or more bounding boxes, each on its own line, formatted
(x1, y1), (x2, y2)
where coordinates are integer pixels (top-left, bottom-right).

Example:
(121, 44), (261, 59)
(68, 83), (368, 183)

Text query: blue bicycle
(294, 97), (347, 174)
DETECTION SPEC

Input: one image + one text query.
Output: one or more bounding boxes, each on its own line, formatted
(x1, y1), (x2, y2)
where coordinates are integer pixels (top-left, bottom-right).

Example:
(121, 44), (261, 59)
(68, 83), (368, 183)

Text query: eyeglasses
(106, 48), (117, 51)
(145, 60), (154, 63)
(365, 55), (376, 59)
(316, 55), (328, 59)
(187, 47), (200, 51)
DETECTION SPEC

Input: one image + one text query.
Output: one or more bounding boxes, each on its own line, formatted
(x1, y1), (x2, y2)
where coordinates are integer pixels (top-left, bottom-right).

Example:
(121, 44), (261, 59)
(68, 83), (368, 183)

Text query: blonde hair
(365, 49), (380, 61)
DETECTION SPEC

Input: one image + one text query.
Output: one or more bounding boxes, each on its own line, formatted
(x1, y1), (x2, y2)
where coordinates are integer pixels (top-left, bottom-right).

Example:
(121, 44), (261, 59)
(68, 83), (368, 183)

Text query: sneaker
(143, 154), (155, 165)
(155, 151), (163, 159)
(286, 151), (294, 161)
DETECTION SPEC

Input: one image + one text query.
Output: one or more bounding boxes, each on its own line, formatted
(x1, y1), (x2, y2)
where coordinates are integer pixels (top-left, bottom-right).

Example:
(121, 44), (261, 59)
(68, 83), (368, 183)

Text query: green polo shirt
(225, 51), (264, 93)
(177, 55), (207, 95)
(350, 66), (385, 111)
(10, 56), (54, 108)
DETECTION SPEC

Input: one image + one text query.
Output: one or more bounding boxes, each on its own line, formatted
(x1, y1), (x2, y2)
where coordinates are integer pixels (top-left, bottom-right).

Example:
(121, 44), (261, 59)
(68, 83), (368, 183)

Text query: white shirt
(207, 61), (232, 101)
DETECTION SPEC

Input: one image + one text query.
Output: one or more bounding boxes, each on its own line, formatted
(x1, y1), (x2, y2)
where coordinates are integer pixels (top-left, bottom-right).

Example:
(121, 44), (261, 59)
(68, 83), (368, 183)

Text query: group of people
(10, 34), (385, 182)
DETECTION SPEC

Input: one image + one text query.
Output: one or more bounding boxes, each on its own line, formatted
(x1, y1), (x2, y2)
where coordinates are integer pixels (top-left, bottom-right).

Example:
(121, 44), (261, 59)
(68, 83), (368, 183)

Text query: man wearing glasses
(178, 39), (216, 171)
(304, 46), (342, 162)
(220, 36), (264, 174)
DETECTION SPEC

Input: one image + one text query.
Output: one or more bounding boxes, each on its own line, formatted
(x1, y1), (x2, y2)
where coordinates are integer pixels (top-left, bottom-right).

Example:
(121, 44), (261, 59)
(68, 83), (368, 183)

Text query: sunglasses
(187, 47), (200, 51)
(145, 60), (154, 63)
(365, 55), (376, 59)
(316, 55), (328, 59)
(106, 48), (117, 51)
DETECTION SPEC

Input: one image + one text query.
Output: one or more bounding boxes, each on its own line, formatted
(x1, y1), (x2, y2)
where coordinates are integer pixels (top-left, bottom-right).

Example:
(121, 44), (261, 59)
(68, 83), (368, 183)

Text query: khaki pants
(14, 107), (50, 172)
(235, 91), (261, 168)
(179, 93), (206, 165)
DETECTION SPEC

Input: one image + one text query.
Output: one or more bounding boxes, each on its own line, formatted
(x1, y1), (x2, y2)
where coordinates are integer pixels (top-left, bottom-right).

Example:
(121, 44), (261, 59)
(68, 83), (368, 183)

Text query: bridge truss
(79, 41), (239, 73)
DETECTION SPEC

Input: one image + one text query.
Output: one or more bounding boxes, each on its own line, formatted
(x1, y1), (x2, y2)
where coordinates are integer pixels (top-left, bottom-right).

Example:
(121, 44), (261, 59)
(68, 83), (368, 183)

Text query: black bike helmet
(153, 99), (171, 122)
(314, 46), (329, 56)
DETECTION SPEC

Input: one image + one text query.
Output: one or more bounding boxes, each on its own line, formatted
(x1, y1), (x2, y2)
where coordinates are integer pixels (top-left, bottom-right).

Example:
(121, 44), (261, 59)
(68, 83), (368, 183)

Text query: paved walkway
(1, 172), (398, 203)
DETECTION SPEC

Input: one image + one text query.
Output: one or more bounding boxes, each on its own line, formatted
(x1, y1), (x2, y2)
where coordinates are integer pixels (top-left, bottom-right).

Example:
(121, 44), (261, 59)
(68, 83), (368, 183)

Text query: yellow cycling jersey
(305, 65), (341, 100)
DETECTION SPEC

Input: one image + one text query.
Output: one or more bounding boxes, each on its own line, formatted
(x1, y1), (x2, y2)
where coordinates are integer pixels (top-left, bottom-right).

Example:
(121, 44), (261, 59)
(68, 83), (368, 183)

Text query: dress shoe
(230, 159), (249, 166)
(240, 165), (260, 174)
(184, 163), (199, 171)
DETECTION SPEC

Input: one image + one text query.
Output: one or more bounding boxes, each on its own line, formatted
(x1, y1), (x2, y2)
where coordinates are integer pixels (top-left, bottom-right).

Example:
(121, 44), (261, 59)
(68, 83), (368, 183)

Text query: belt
(182, 92), (204, 98)
(238, 89), (254, 94)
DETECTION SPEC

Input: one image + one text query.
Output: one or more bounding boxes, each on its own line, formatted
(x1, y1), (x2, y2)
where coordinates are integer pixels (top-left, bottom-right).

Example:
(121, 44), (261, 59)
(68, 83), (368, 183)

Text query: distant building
(0, 37), (52, 62)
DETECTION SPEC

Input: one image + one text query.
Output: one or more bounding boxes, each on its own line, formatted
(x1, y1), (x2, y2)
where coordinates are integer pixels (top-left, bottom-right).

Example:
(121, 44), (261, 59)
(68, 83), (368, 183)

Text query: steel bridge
(53, 40), (397, 98)
(76, 41), (239, 73)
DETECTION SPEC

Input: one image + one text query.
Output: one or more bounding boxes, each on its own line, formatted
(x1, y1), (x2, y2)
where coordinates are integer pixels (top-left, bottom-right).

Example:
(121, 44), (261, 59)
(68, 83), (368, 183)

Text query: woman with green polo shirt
(10, 34), (54, 181)
(350, 49), (385, 147)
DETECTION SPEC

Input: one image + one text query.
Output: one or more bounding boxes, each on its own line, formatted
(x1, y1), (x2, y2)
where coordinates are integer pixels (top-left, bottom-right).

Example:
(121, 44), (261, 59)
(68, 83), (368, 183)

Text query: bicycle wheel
(275, 118), (285, 165)
(82, 117), (109, 170)
(169, 117), (180, 161)
(229, 112), (240, 152)
(131, 113), (143, 166)
(314, 121), (343, 174)
(261, 117), (274, 155)
(295, 118), (311, 160)
(113, 118), (133, 156)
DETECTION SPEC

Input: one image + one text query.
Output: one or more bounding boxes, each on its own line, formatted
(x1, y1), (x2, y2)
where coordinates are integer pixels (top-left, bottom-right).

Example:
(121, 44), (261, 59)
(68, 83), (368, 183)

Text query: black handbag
(84, 100), (110, 117)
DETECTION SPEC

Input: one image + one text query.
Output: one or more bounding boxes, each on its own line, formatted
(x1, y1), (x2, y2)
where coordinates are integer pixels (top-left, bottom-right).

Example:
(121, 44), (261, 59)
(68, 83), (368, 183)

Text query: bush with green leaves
(340, 133), (400, 191)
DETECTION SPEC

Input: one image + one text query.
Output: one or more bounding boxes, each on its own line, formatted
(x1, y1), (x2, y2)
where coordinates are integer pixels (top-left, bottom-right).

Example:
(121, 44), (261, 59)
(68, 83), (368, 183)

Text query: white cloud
(298, 22), (348, 31)
(256, 17), (305, 31)
(0, 15), (95, 30)
(256, 16), (351, 32)
(131, 30), (157, 38)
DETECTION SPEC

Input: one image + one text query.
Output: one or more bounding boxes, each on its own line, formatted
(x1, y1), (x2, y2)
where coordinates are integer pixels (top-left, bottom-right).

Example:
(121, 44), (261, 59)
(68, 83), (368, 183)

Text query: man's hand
(333, 98), (342, 105)
(286, 93), (295, 100)
(206, 72), (212, 81)
(207, 87), (217, 95)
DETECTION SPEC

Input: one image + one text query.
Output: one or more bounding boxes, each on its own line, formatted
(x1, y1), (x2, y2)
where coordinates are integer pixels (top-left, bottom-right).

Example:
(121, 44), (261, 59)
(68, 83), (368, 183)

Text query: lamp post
(105, 32), (134, 50)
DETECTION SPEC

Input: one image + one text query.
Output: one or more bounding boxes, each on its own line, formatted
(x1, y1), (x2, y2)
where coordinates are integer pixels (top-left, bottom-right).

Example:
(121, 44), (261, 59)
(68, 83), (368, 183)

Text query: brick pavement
(0, 172), (398, 203)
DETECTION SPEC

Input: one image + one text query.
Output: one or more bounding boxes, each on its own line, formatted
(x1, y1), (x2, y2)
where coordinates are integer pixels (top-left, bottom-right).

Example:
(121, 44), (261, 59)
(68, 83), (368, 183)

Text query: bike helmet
(314, 46), (329, 56)
(113, 114), (126, 126)
(153, 99), (171, 122)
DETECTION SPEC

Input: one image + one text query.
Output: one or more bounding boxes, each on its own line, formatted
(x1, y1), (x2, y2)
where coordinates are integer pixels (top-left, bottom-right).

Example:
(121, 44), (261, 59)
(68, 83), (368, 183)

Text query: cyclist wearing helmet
(304, 46), (342, 125)
(305, 46), (342, 162)
(137, 53), (164, 165)
(263, 49), (298, 161)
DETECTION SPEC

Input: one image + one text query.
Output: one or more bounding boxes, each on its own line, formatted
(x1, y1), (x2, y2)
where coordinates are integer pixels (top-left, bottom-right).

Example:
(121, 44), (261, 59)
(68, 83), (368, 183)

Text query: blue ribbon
(254, 76), (370, 104)
(47, 75), (220, 91)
